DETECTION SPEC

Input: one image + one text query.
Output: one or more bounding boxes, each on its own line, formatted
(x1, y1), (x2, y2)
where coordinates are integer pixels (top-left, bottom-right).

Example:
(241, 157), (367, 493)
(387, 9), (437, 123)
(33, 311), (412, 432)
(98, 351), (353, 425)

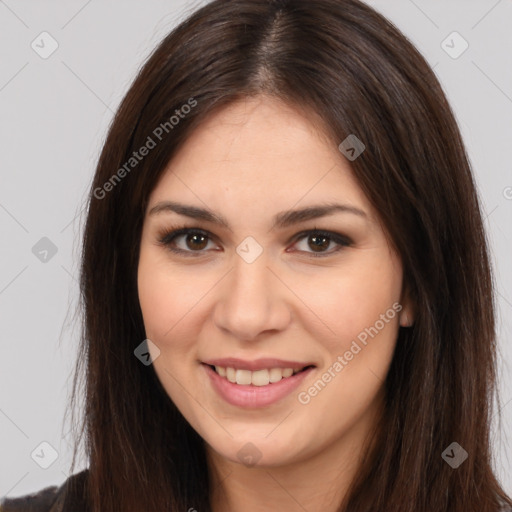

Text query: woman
(2, 0), (511, 511)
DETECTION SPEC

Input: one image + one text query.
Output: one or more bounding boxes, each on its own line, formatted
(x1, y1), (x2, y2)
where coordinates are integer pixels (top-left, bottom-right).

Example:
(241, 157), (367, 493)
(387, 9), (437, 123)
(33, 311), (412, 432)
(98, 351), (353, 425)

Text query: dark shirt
(0, 470), (89, 512)
(1, 471), (511, 512)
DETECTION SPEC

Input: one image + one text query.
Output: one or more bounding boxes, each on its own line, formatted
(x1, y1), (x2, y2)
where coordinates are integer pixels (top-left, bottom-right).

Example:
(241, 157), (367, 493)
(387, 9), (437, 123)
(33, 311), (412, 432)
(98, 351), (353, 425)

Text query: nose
(213, 251), (292, 341)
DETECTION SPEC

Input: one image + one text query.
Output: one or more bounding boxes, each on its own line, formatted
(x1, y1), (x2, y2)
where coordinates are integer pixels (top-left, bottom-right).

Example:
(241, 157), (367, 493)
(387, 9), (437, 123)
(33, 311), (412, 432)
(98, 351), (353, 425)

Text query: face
(137, 95), (412, 469)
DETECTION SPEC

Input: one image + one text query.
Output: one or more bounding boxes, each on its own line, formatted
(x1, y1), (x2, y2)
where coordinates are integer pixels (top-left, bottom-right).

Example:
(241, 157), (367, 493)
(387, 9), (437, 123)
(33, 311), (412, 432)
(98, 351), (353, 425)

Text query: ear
(398, 286), (415, 328)
(399, 309), (414, 328)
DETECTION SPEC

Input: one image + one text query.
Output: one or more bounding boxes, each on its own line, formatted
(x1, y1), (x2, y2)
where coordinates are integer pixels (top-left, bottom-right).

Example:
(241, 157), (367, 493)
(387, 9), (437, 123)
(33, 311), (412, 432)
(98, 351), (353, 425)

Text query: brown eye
(184, 232), (209, 250)
(158, 228), (216, 256)
(291, 230), (351, 257)
(307, 234), (331, 252)
(158, 227), (351, 258)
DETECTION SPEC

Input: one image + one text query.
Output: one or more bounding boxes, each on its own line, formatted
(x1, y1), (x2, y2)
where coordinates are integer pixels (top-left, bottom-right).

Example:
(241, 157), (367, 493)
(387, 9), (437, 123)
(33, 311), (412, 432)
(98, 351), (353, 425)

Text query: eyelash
(156, 225), (352, 258)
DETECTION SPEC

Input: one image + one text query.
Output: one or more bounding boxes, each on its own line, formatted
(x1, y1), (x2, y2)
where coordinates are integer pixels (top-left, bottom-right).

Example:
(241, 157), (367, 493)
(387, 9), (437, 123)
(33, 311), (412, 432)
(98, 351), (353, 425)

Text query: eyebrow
(148, 201), (368, 230)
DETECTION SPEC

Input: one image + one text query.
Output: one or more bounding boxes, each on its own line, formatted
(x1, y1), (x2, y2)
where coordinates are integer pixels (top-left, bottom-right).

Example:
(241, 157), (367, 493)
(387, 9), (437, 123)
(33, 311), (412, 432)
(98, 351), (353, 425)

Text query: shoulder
(0, 469), (89, 512)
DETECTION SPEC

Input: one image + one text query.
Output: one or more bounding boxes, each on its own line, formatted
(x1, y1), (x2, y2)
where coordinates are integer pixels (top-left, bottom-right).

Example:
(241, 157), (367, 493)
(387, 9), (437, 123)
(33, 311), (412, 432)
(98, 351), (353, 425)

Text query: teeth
(236, 369), (252, 385)
(213, 366), (303, 386)
(215, 366), (227, 377)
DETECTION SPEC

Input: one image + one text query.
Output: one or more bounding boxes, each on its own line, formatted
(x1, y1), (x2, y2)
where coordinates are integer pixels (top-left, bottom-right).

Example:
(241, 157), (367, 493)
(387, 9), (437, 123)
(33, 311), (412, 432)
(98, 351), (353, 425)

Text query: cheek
(295, 260), (401, 428)
(137, 255), (200, 394)
(297, 255), (402, 353)
(138, 267), (175, 341)
(137, 247), (204, 339)
(137, 250), (222, 385)
(137, 248), (194, 351)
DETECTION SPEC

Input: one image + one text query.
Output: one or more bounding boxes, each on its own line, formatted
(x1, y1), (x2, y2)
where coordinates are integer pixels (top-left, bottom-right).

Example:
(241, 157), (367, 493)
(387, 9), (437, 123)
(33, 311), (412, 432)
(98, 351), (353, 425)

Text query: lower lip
(202, 363), (315, 408)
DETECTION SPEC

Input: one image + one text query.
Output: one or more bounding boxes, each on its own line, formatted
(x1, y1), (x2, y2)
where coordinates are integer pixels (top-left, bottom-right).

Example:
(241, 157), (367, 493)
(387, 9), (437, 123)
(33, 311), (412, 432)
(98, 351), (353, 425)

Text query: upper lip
(202, 357), (315, 372)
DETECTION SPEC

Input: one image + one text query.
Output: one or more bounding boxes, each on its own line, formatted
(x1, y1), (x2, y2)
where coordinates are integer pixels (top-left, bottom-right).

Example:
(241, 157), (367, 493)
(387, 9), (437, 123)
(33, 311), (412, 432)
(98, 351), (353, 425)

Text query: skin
(137, 95), (414, 512)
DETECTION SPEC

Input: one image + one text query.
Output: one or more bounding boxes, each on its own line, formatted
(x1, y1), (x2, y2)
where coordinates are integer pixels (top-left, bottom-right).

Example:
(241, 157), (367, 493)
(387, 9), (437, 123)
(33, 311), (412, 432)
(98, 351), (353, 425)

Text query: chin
(206, 431), (310, 469)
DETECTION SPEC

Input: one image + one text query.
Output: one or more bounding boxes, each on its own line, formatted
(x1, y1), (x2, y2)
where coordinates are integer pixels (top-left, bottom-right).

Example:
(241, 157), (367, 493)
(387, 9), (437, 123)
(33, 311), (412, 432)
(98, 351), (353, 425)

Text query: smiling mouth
(205, 364), (315, 386)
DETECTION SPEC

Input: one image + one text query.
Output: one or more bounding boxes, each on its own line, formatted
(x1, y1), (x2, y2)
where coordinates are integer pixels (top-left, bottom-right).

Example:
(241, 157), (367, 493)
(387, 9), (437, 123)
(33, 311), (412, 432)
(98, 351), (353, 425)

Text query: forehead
(148, 95), (373, 223)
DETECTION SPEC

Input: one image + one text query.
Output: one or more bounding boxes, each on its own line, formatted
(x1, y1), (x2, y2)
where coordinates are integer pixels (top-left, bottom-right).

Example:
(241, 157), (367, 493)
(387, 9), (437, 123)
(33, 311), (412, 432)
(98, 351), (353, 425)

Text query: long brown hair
(66, 0), (512, 510)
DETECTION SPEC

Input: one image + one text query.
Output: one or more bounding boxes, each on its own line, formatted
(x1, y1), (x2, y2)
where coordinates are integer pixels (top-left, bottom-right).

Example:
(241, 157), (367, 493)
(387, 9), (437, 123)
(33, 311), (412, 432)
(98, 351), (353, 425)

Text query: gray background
(1, 0), (511, 499)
